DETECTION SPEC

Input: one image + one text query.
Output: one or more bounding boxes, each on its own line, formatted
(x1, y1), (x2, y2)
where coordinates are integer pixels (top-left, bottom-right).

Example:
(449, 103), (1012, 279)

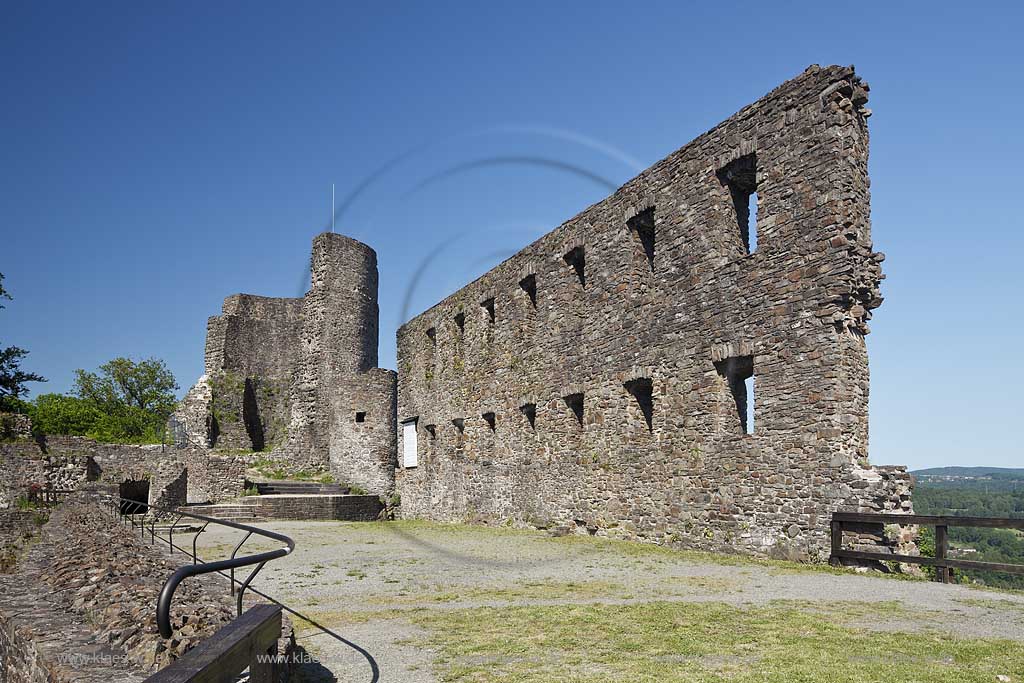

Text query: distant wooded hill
(913, 467), (1024, 479)
(912, 467), (1024, 589)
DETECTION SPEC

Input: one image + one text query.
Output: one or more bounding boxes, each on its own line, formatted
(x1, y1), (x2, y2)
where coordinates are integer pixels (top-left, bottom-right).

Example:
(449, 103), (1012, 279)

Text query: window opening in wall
(454, 311), (465, 336)
(713, 355), (755, 435)
(425, 424), (436, 439)
(519, 274), (537, 308)
(426, 327), (436, 345)
(745, 375), (755, 434)
(481, 298), (495, 323)
(520, 403), (536, 429)
(402, 418), (418, 467)
(564, 392), (584, 427)
(717, 153), (758, 254)
(452, 417), (465, 435)
(623, 377), (654, 432)
(748, 192), (758, 252)
(563, 246), (585, 287)
(627, 207), (655, 271)
(355, 411), (366, 423)
(482, 411), (496, 431)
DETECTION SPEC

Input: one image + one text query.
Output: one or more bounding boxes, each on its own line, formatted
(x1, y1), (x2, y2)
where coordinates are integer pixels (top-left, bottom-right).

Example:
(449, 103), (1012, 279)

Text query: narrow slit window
(745, 375), (755, 434)
(355, 411), (366, 423)
(623, 378), (654, 431)
(714, 355), (755, 435)
(482, 411), (496, 431)
(520, 403), (536, 429)
(425, 424), (436, 439)
(563, 246), (585, 287)
(452, 417), (465, 435)
(748, 191), (758, 252)
(454, 311), (465, 336)
(519, 274), (537, 307)
(717, 153), (758, 254)
(564, 392), (584, 427)
(627, 207), (656, 271)
(481, 298), (495, 324)
(426, 327), (436, 345)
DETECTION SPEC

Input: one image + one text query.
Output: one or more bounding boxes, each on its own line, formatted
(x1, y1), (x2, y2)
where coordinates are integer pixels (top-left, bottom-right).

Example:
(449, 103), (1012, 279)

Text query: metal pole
(236, 561), (267, 616)
(230, 531), (253, 595)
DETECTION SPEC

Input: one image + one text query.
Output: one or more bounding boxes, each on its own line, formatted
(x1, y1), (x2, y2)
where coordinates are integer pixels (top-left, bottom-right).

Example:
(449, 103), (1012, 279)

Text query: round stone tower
(287, 233), (397, 494)
(307, 232), (380, 373)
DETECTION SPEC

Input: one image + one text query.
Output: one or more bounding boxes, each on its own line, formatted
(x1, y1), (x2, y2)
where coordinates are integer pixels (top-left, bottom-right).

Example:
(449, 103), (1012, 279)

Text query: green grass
(409, 600), (1024, 682)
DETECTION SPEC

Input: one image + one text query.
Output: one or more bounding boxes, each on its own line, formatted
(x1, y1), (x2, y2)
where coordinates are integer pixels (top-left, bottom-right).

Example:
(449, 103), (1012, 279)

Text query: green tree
(30, 393), (100, 436)
(74, 357), (178, 416)
(72, 357), (178, 442)
(0, 273), (45, 410)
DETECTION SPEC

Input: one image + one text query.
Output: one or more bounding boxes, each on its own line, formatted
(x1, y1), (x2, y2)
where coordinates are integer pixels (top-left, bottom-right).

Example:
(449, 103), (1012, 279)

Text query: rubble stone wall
(0, 493), (292, 682)
(395, 65), (912, 561)
(0, 438), (245, 510)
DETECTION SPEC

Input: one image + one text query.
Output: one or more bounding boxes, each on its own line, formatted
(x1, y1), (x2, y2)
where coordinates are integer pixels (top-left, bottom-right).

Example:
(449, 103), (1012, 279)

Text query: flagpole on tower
(331, 183), (335, 233)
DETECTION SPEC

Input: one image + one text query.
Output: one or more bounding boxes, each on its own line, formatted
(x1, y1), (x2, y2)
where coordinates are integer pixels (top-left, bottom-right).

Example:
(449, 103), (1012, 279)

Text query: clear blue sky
(2, 1), (1022, 471)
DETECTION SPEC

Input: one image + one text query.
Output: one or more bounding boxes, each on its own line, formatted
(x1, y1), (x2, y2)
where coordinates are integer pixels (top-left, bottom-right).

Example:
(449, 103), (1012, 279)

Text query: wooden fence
(830, 512), (1024, 583)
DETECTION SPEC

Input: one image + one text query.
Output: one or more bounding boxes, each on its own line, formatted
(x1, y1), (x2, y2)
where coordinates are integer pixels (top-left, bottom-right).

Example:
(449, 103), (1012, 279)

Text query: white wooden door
(402, 420), (418, 468)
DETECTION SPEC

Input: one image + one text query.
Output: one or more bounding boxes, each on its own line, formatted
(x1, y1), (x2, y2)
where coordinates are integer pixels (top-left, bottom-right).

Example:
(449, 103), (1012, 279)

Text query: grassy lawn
(409, 601), (1024, 682)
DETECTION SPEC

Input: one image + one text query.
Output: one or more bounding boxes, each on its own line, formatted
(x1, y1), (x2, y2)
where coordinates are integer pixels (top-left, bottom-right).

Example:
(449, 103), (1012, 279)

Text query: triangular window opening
(623, 378), (654, 432)
(519, 274), (537, 308)
(627, 208), (656, 271)
(563, 246), (585, 287)
(563, 392), (584, 427)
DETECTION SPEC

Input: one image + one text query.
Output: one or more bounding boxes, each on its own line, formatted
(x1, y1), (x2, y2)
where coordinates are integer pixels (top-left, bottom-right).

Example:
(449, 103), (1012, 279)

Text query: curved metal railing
(102, 494), (294, 638)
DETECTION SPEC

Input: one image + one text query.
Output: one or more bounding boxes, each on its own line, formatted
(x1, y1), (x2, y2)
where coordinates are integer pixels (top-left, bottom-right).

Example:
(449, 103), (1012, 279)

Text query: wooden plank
(144, 605), (282, 683)
(249, 642), (278, 683)
(831, 512), (1024, 530)
(833, 549), (1024, 575)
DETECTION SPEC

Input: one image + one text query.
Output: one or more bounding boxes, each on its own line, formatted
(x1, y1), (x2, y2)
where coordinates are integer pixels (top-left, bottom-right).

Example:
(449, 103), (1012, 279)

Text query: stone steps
(253, 481), (349, 496)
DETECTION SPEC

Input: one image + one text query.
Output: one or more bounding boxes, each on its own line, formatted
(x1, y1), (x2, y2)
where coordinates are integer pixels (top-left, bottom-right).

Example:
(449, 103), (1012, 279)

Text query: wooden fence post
(829, 520), (842, 567)
(935, 524), (949, 583)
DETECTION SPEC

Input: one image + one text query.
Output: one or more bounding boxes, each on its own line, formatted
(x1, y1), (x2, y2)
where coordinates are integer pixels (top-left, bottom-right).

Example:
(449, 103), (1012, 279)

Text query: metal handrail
(103, 494), (294, 638)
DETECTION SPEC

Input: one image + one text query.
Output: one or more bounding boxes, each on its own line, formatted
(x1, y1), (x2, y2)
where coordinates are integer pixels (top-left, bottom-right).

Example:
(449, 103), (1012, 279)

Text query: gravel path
(193, 520), (1024, 683)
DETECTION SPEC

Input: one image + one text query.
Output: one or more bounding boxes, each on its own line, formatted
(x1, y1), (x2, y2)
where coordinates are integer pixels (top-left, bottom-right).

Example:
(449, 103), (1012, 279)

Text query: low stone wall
(189, 494), (384, 521)
(248, 494), (383, 521)
(0, 491), (296, 682)
(0, 437), (247, 511)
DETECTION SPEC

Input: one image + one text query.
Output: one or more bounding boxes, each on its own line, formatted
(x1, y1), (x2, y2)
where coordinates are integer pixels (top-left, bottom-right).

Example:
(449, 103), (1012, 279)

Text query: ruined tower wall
(200, 294), (304, 451)
(394, 65), (911, 560)
(205, 295), (305, 378)
(285, 234), (397, 493)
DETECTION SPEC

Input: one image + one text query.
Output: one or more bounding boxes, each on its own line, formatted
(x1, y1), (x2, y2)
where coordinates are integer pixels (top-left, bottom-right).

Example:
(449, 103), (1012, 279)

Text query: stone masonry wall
(0, 493), (275, 682)
(283, 233), (397, 493)
(190, 294), (304, 452)
(175, 233), (397, 496)
(0, 437), (246, 511)
(395, 65), (912, 561)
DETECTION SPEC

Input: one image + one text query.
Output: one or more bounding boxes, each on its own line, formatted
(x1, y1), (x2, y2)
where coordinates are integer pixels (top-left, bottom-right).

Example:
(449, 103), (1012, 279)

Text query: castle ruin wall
(394, 65), (911, 560)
